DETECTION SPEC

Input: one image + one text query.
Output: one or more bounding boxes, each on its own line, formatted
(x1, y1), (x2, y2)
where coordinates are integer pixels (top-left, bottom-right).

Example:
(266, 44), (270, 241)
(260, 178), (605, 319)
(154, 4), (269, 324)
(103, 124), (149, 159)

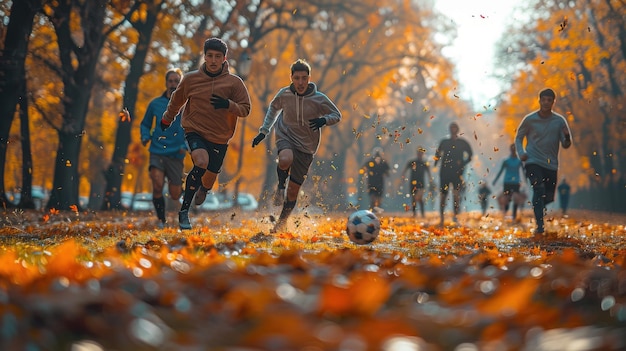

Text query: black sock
(153, 196), (166, 222)
(277, 167), (289, 189)
(181, 166), (206, 211)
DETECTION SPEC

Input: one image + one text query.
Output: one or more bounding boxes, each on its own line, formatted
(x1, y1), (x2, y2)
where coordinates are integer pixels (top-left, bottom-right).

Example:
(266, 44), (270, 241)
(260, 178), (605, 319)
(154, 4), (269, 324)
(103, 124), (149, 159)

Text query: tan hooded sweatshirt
(162, 61), (251, 144)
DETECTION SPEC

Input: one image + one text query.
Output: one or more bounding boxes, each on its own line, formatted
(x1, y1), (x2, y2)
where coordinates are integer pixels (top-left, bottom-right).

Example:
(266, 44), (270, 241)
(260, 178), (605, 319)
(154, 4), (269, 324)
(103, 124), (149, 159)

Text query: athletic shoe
(178, 210), (192, 230)
(157, 221), (166, 229)
(194, 186), (208, 206)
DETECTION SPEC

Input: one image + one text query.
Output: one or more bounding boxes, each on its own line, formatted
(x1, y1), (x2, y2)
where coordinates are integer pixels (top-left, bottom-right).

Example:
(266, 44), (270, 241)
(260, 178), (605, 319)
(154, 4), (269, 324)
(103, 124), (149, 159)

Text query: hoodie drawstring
(295, 93), (305, 126)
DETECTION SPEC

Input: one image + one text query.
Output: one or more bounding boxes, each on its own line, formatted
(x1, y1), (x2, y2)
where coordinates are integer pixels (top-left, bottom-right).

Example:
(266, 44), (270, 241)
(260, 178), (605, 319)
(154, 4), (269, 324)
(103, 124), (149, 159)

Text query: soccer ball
(346, 210), (381, 245)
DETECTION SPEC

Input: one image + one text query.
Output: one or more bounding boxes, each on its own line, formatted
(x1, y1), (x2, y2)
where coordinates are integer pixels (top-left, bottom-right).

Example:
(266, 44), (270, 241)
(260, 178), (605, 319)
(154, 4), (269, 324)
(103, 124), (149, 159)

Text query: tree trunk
(46, 0), (108, 211)
(0, 0), (39, 208)
(101, 1), (160, 210)
(17, 93), (36, 209)
(47, 130), (82, 210)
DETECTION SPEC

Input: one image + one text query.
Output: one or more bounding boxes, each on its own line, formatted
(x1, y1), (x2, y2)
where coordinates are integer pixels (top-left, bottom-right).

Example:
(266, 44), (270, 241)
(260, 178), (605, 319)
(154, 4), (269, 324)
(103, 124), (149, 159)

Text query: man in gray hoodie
(252, 59), (342, 233)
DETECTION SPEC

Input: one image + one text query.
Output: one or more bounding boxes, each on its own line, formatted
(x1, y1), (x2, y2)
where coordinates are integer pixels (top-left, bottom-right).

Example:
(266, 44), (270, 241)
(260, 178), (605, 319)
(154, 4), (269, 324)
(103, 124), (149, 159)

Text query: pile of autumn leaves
(0, 209), (625, 351)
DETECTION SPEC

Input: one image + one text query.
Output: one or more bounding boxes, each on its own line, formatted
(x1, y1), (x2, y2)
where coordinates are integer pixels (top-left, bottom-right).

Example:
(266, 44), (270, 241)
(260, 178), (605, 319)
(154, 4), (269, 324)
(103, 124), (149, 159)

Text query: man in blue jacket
(140, 68), (187, 228)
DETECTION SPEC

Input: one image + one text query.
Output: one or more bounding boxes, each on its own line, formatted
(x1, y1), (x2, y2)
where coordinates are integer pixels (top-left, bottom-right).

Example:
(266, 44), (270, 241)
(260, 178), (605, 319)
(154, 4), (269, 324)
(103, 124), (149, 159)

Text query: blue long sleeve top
(493, 156), (524, 185)
(140, 93), (186, 159)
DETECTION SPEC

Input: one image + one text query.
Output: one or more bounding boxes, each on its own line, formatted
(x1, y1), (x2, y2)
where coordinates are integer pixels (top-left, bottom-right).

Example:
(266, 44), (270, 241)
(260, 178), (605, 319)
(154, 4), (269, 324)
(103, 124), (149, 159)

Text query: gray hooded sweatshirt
(259, 82), (341, 155)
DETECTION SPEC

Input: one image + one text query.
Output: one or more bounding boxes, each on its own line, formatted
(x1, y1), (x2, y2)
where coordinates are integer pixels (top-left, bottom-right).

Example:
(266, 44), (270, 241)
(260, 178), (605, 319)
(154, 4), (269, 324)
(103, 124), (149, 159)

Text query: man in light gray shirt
(515, 88), (572, 235)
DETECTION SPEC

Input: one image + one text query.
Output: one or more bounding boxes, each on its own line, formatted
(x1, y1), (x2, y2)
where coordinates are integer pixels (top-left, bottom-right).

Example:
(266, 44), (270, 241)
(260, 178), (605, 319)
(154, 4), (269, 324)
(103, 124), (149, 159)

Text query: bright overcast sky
(434, 0), (524, 110)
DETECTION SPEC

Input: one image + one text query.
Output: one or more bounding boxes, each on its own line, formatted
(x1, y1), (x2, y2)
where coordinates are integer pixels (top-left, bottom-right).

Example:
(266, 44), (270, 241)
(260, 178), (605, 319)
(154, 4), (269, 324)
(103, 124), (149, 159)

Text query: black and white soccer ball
(346, 210), (381, 245)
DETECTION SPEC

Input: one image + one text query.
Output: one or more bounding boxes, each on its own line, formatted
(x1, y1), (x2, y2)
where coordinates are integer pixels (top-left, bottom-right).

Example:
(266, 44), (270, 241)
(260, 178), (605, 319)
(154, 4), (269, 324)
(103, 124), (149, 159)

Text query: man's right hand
(160, 119), (171, 131)
(252, 133), (266, 147)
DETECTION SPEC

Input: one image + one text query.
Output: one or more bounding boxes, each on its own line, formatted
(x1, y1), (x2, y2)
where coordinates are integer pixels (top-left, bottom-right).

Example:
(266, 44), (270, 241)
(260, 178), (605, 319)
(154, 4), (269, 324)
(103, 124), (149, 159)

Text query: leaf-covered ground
(0, 208), (625, 351)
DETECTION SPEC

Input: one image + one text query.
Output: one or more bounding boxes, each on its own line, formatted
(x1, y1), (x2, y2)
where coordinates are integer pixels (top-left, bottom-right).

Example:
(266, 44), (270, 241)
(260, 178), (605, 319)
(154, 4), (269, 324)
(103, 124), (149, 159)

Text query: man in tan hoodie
(161, 37), (251, 230)
(251, 59), (341, 233)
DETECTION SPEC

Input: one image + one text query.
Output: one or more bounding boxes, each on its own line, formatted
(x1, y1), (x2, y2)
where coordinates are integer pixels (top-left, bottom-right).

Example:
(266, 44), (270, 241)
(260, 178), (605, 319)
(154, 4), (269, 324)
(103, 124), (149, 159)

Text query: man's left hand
(211, 94), (229, 109)
(309, 117), (326, 131)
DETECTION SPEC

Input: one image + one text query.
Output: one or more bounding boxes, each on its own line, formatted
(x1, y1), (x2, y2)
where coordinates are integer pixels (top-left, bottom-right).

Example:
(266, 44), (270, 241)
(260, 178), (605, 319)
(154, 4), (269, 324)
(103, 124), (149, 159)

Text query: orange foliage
(0, 207), (624, 350)
(477, 277), (540, 317)
(317, 271), (391, 317)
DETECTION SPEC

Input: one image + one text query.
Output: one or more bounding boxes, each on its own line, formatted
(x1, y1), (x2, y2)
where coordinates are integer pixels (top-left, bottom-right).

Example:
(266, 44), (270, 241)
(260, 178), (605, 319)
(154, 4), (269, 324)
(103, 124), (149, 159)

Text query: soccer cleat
(178, 210), (192, 230)
(273, 188), (285, 206)
(194, 186), (208, 206)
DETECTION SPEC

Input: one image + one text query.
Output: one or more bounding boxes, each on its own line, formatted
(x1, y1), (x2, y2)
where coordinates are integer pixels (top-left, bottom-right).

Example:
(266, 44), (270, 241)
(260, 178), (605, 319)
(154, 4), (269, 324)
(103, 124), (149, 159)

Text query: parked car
(194, 193), (221, 211)
(121, 191), (133, 210)
(79, 196), (89, 208)
(131, 192), (153, 211)
(188, 192), (258, 212)
(235, 193), (259, 211)
(7, 186), (48, 210)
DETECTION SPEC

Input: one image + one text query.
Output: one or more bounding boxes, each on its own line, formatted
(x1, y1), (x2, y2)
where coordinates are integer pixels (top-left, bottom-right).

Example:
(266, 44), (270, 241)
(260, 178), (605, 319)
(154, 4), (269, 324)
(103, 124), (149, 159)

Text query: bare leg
(439, 192), (447, 226)
(452, 186), (461, 222)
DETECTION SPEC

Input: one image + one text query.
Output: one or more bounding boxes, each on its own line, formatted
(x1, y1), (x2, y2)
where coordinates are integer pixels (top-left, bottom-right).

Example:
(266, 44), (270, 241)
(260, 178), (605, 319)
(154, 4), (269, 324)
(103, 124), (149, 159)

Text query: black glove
(252, 133), (266, 147)
(160, 119), (171, 131)
(211, 94), (229, 109)
(309, 117), (326, 131)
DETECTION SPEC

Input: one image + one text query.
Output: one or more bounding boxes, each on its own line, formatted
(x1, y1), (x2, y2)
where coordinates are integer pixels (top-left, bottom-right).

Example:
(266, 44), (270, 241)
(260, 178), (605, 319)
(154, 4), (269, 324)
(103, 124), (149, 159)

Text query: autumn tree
(36, 0), (114, 210)
(0, 0), (42, 209)
(241, 0), (463, 209)
(495, 0), (626, 211)
(101, 1), (163, 210)
(2, 0), (473, 214)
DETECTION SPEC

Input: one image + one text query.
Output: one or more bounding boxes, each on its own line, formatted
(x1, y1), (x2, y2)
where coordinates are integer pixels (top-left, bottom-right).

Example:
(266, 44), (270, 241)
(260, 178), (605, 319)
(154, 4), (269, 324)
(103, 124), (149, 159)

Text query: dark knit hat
(204, 38), (228, 56)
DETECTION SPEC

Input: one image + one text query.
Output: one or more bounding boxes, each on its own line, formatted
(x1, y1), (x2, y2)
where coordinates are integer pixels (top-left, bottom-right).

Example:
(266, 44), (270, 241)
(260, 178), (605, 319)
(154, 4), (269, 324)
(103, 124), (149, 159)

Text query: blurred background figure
(515, 88), (572, 235)
(478, 181), (491, 217)
(434, 122), (473, 226)
(558, 178), (571, 216)
(361, 146), (390, 214)
(492, 143), (525, 221)
(401, 146), (432, 218)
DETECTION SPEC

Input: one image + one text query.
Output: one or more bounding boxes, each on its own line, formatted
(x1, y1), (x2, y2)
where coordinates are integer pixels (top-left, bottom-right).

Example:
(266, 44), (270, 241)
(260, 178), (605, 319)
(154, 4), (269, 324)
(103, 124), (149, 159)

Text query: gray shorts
(276, 139), (313, 186)
(149, 154), (184, 186)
